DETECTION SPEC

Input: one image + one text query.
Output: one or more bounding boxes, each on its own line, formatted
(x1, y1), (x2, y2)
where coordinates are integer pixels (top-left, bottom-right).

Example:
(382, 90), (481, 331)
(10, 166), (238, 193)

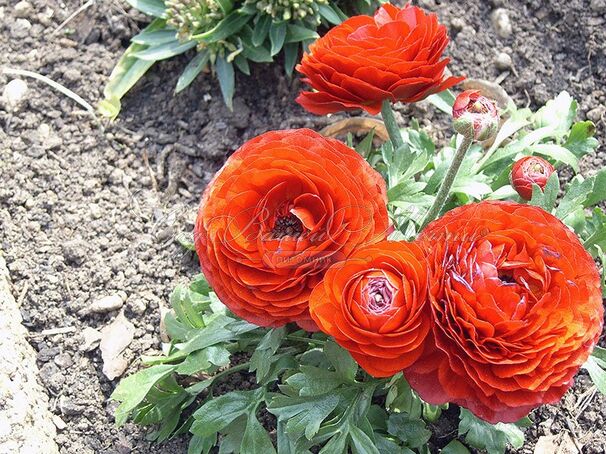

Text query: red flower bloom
(510, 156), (556, 200)
(452, 90), (499, 140)
(296, 3), (464, 115)
(309, 241), (431, 377)
(194, 129), (389, 330)
(407, 201), (603, 423)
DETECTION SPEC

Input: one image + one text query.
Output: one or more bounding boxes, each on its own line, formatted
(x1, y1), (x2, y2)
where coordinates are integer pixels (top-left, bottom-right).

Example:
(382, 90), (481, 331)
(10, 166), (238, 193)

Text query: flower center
(365, 277), (394, 314)
(272, 213), (303, 239)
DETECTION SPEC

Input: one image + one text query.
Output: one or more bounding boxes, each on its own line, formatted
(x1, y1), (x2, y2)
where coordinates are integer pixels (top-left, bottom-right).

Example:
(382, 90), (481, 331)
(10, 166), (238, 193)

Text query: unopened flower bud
(452, 90), (499, 141)
(510, 156), (555, 200)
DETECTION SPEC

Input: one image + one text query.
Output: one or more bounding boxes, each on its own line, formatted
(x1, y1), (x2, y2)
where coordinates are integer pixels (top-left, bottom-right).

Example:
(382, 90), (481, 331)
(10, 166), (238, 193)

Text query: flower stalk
(381, 99), (405, 151)
(420, 129), (474, 230)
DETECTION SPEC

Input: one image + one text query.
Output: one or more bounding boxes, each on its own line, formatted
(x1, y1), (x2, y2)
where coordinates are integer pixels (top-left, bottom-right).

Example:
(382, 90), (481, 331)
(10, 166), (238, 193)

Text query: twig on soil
(564, 416), (584, 453)
(2, 67), (99, 123)
(51, 0), (96, 36)
(574, 386), (597, 420)
(143, 150), (159, 194)
(17, 282), (29, 306)
(32, 326), (77, 336)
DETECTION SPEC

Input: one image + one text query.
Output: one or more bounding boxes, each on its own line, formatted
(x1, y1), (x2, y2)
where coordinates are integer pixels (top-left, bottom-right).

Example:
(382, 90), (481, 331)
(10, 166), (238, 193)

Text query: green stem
(420, 133), (474, 230)
(286, 334), (326, 345)
(381, 99), (404, 151)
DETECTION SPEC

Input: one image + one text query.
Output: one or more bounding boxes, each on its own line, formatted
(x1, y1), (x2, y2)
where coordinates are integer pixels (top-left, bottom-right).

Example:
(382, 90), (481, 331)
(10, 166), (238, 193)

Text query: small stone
(10, 18), (31, 39)
(61, 239), (87, 266)
(2, 79), (28, 109)
(90, 292), (127, 314)
(80, 327), (102, 352)
(450, 17), (465, 31)
(14, 1), (33, 18)
(58, 396), (85, 416)
(127, 297), (147, 316)
(54, 353), (73, 368)
(590, 0), (606, 12)
(37, 346), (60, 363)
(587, 106), (605, 123)
(108, 168), (124, 185)
(491, 8), (512, 38)
(495, 52), (513, 70)
(89, 203), (102, 219)
(53, 415), (67, 431)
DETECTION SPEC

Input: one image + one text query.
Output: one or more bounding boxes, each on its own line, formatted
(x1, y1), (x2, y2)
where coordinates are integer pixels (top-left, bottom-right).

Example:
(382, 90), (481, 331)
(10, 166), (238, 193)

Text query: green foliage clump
(100, 0), (380, 118)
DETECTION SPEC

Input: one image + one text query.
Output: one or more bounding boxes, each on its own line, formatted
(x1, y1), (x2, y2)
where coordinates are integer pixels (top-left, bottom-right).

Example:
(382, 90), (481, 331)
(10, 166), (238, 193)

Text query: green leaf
(355, 129), (375, 157)
(286, 366), (344, 396)
(216, 56), (235, 110)
(188, 434), (216, 454)
(234, 54), (251, 75)
(176, 345), (230, 375)
(532, 91), (577, 136)
(555, 175), (593, 219)
(100, 19), (167, 119)
(191, 388), (263, 438)
(193, 11), (252, 42)
(532, 144), (579, 172)
(125, 0), (167, 17)
(349, 424), (380, 454)
(441, 440), (471, 454)
(565, 121), (598, 158)
(241, 40), (273, 63)
(458, 408), (525, 454)
(133, 39), (197, 61)
(131, 29), (176, 46)
(249, 327), (286, 382)
(176, 50), (210, 93)
(324, 340), (357, 382)
(387, 413), (431, 449)
(586, 169), (606, 207)
(285, 24), (319, 43)
(426, 89), (455, 114)
(252, 14), (272, 46)
(189, 274), (211, 295)
(283, 42), (299, 78)
(319, 431), (348, 454)
(268, 393), (340, 441)
(529, 172), (559, 211)
(241, 412), (277, 454)
(270, 22), (287, 56)
(216, 0), (234, 14)
(318, 4), (342, 24)
(171, 285), (205, 329)
(111, 364), (177, 426)
(385, 374), (422, 418)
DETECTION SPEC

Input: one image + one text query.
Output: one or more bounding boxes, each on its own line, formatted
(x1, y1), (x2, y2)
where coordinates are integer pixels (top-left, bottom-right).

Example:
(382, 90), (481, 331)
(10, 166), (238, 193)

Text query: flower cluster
(193, 2), (604, 426)
(166, 0), (224, 42)
(246, 0), (328, 23)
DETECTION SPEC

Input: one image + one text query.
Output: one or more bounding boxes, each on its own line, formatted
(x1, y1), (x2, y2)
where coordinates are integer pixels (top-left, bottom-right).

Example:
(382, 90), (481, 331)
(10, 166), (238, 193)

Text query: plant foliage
(100, 0), (381, 118)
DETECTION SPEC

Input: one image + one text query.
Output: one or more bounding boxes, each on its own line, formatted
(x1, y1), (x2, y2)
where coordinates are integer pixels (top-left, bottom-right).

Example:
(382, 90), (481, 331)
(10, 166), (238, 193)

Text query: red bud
(510, 156), (556, 200)
(452, 90), (499, 140)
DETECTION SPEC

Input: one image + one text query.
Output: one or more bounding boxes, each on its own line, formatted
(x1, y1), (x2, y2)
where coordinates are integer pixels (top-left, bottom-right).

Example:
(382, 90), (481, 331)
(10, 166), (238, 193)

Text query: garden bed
(0, 0), (605, 452)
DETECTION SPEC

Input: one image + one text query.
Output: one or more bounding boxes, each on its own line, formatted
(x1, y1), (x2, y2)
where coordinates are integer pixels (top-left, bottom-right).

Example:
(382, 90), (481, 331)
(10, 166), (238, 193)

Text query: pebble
(90, 292), (127, 313)
(57, 396), (85, 416)
(2, 79), (28, 109)
(54, 353), (73, 369)
(450, 17), (465, 31)
(127, 297), (147, 316)
(10, 18), (31, 39)
(495, 52), (513, 70)
(491, 9), (512, 38)
(14, 1), (33, 18)
(37, 346), (61, 363)
(587, 106), (605, 123)
(61, 239), (87, 266)
(80, 327), (102, 352)
(590, 0), (606, 12)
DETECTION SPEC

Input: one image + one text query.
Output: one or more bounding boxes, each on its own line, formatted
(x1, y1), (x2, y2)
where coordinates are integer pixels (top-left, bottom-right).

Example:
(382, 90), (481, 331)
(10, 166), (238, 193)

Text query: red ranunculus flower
(309, 241), (431, 377)
(296, 3), (464, 115)
(407, 201), (603, 423)
(194, 129), (389, 330)
(510, 156), (556, 200)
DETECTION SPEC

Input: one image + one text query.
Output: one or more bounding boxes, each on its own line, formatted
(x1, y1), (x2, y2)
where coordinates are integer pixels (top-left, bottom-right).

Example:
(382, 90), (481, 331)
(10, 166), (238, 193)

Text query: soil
(0, 0), (605, 453)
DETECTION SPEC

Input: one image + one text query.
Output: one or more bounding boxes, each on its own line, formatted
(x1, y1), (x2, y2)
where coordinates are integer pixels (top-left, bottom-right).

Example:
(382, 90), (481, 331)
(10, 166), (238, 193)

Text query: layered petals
(309, 241), (431, 377)
(194, 129), (389, 329)
(296, 3), (464, 115)
(407, 201), (603, 423)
